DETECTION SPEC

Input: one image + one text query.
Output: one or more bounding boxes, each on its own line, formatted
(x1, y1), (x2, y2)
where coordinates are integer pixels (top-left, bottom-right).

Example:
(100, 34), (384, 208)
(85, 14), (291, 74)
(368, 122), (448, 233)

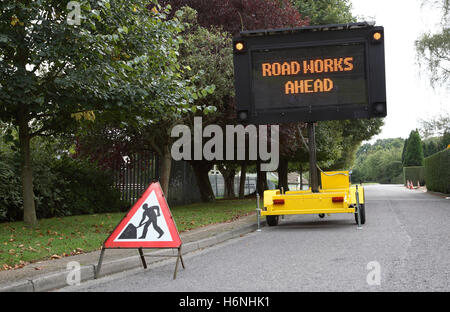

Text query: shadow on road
(273, 218), (356, 230)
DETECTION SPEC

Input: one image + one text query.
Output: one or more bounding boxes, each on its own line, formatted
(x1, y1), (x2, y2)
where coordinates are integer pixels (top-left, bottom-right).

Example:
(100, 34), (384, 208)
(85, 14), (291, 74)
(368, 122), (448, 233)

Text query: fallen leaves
(0, 212), (128, 270)
(1, 260), (29, 271)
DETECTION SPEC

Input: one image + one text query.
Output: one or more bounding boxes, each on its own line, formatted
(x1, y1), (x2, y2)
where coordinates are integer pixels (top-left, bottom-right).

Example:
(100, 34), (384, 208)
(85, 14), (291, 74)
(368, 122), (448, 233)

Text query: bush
(0, 144), (127, 222)
(0, 151), (22, 221)
(403, 166), (425, 186)
(424, 148), (450, 194)
(52, 156), (127, 216)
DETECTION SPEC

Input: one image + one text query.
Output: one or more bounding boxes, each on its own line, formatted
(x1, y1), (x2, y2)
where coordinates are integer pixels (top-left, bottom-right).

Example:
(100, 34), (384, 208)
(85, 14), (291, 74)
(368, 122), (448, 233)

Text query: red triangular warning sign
(104, 182), (181, 249)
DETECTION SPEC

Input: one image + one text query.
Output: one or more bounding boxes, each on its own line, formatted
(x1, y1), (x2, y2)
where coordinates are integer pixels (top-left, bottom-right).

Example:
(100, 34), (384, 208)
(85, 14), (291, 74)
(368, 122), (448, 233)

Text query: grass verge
(0, 198), (259, 270)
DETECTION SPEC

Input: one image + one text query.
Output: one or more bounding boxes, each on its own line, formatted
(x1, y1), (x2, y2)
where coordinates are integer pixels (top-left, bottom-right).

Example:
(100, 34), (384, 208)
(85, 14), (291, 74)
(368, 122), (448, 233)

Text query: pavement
(0, 212), (265, 292)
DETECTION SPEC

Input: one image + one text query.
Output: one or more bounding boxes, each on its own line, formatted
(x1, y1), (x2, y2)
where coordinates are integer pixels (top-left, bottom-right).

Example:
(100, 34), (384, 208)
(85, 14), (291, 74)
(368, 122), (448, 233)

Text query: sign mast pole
(308, 122), (319, 193)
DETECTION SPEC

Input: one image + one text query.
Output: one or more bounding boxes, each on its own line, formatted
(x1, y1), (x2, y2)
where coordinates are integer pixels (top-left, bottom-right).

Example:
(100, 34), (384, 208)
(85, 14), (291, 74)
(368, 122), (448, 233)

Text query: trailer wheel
(266, 215), (279, 226)
(354, 204), (366, 225)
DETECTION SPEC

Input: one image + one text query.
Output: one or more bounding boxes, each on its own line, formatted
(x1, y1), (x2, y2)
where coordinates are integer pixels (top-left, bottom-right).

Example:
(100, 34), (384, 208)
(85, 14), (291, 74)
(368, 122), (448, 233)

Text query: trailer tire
(266, 215), (279, 226)
(354, 204), (366, 225)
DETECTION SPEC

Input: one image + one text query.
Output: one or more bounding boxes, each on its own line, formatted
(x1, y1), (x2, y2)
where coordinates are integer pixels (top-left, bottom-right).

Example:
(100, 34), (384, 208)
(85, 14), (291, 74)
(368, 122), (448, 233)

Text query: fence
(209, 173), (280, 198)
(167, 160), (202, 206)
(112, 150), (159, 204)
(209, 174), (257, 198)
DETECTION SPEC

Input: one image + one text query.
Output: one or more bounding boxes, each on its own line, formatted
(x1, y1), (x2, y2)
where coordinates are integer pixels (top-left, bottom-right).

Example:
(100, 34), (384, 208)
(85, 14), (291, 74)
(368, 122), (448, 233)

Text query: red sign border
(103, 182), (182, 249)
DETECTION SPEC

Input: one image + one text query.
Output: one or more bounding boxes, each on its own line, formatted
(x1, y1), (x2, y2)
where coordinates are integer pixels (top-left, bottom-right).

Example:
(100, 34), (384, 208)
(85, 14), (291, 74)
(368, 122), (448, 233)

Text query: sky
(350, 0), (449, 141)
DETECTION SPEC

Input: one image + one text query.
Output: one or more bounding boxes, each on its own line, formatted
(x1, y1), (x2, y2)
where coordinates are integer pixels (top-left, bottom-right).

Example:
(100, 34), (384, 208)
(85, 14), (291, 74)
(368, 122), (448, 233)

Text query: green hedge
(424, 148), (450, 194)
(403, 166), (425, 186)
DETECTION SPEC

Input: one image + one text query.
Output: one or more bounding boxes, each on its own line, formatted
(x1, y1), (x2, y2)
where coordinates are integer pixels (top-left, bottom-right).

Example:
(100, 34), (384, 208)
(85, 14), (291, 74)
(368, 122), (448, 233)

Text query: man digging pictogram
(138, 204), (164, 239)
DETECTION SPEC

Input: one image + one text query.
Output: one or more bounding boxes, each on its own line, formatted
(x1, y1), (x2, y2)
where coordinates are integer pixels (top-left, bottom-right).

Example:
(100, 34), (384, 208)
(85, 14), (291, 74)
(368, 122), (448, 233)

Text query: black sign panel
(233, 23), (386, 124)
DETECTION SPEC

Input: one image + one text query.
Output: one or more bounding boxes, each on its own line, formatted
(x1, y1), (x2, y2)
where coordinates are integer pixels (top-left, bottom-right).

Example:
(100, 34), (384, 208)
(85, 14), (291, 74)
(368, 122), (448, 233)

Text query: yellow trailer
(262, 170), (365, 226)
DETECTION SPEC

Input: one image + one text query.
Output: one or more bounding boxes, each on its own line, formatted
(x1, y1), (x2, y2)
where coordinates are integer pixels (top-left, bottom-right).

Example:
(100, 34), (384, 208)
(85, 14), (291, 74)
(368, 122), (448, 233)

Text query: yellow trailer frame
(262, 171), (365, 226)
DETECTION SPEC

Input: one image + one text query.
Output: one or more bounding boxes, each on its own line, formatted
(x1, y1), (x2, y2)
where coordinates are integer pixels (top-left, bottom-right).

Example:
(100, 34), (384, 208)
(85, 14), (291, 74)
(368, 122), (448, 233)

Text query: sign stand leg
(173, 247), (185, 280)
(95, 247), (105, 279)
(138, 247), (147, 269)
(179, 247), (185, 270)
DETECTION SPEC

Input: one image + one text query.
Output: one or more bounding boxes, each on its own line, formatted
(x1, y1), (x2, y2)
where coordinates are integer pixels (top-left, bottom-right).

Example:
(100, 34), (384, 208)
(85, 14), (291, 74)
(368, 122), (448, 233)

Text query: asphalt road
(62, 184), (450, 292)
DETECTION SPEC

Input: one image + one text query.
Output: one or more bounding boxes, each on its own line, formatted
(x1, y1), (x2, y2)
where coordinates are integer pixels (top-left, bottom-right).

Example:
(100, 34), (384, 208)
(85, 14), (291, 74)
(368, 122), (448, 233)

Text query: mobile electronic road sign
(233, 22), (386, 124)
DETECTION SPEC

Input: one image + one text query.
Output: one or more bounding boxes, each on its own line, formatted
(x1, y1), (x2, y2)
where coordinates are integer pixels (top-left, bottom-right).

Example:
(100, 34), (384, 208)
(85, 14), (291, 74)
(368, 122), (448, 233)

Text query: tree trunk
(159, 144), (172, 197)
(18, 114), (37, 227)
(220, 167), (236, 199)
(16, 26), (36, 226)
(277, 157), (289, 192)
(256, 162), (268, 196)
(190, 161), (215, 202)
(238, 163), (247, 199)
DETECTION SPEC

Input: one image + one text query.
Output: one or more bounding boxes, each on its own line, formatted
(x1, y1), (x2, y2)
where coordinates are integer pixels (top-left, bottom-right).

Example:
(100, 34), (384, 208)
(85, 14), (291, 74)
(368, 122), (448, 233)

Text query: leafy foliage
(164, 0), (307, 36)
(418, 112), (450, 138)
(415, 0), (450, 87)
(0, 138), (126, 222)
(422, 134), (450, 157)
(0, 0), (197, 131)
(0, 0), (202, 224)
(291, 0), (356, 25)
(351, 138), (405, 184)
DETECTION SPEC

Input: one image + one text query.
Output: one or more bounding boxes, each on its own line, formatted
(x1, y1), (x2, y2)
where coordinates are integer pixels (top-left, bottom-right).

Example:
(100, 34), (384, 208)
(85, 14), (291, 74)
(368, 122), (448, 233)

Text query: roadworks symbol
(113, 191), (172, 242)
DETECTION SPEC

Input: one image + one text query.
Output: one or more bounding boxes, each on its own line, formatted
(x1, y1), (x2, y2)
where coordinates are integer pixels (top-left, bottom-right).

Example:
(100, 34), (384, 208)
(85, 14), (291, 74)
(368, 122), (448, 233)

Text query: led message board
(233, 22), (386, 124)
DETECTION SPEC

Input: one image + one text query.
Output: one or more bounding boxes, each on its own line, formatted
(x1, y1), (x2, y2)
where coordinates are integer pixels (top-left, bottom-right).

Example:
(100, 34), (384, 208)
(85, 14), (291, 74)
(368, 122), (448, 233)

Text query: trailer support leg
(356, 185), (362, 230)
(256, 193), (262, 232)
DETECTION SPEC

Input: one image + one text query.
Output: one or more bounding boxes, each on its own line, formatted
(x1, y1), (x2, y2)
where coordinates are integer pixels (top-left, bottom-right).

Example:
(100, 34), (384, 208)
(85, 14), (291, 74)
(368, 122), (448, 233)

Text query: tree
(177, 10), (233, 201)
(415, 0), (450, 87)
(419, 112), (450, 138)
(0, 0), (199, 226)
(351, 138), (405, 184)
(401, 138), (408, 164)
(164, 0), (307, 36)
(291, 0), (356, 25)
(403, 130), (425, 166)
(330, 118), (384, 169)
(164, 0), (308, 199)
(420, 113), (450, 156)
